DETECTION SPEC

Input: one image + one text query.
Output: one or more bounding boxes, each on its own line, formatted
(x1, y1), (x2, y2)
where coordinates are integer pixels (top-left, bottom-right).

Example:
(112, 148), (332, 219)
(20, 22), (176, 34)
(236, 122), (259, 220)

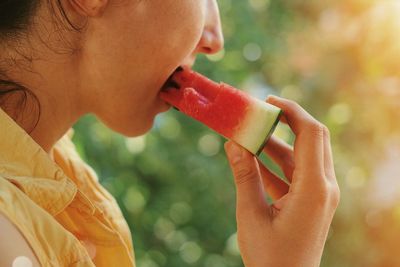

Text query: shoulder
(0, 176), (94, 266)
(0, 212), (41, 267)
(0, 176), (43, 266)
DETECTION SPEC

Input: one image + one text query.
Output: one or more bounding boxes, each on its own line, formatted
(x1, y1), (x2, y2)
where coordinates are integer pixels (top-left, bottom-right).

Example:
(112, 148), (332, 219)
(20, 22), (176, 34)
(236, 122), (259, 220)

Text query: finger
(224, 141), (267, 216)
(263, 136), (294, 181)
(257, 158), (289, 200)
(267, 96), (325, 180)
(323, 127), (336, 181)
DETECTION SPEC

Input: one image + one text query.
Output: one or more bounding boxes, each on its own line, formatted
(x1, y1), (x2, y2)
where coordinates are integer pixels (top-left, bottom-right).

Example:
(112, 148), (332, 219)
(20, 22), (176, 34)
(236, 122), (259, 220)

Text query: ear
(69, 0), (108, 17)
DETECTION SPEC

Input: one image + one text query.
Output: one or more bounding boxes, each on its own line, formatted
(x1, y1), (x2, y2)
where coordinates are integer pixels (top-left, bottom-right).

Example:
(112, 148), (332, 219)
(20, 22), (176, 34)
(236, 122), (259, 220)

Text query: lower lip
(157, 92), (172, 111)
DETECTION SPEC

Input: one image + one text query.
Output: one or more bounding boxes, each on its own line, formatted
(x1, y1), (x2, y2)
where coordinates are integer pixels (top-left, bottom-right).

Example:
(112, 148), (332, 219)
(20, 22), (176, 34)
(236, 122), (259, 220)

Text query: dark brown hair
(0, 0), (77, 132)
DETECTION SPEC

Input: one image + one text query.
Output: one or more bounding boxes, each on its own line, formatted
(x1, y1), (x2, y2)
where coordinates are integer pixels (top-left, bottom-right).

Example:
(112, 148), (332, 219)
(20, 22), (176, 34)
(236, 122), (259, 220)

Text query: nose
(196, 0), (224, 55)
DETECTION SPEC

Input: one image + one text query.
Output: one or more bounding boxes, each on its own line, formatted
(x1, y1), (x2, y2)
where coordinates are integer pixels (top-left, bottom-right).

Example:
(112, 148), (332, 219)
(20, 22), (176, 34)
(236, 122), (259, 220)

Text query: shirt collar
(0, 107), (77, 216)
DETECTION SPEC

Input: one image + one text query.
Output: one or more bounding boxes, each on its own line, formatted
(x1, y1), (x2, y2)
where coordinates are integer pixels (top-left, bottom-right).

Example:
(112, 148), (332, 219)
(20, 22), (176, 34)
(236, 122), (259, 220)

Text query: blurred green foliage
(73, 0), (400, 266)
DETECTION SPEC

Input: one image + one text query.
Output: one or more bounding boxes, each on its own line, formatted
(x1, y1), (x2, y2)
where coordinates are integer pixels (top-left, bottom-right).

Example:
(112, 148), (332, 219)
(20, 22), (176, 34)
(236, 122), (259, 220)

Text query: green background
(73, 0), (400, 266)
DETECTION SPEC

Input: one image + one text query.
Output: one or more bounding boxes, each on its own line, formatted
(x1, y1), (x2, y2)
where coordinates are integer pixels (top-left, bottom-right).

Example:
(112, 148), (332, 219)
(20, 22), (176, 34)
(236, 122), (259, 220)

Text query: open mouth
(161, 66), (184, 92)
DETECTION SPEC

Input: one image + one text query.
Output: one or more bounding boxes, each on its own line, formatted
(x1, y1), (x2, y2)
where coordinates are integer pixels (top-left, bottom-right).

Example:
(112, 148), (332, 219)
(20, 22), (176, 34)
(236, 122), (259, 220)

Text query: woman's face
(80, 0), (224, 136)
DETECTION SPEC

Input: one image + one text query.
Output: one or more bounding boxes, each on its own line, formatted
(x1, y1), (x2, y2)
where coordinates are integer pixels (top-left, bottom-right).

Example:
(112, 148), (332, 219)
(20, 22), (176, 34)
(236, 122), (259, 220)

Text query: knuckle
(313, 182), (330, 201)
(308, 122), (325, 138)
(322, 124), (331, 139)
(234, 166), (259, 185)
(330, 183), (341, 208)
(322, 124), (330, 135)
(313, 181), (341, 208)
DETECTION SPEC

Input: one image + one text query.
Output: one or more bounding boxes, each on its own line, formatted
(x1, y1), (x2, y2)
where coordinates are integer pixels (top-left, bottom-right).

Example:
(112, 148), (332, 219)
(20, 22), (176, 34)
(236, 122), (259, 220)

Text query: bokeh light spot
(346, 166), (367, 189)
(125, 136), (146, 154)
(147, 250), (166, 266)
(165, 230), (188, 251)
(159, 116), (181, 140)
(204, 254), (228, 267)
(136, 258), (159, 267)
(329, 103), (352, 125)
(179, 242), (202, 264)
(225, 232), (240, 256)
(249, 0), (270, 11)
(12, 256), (32, 267)
(154, 217), (175, 240)
(243, 43), (262, 62)
(169, 202), (192, 225)
(123, 187), (147, 214)
(198, 134), (221, 156)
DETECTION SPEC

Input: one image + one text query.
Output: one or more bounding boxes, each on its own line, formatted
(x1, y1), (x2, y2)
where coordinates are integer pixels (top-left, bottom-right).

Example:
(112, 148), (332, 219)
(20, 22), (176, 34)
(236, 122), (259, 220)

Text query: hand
(224, 96), (340, 267)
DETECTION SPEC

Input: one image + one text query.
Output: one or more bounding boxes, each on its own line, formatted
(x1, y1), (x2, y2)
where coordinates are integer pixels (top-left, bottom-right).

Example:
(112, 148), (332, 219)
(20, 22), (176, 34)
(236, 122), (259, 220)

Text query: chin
(99, 114), (155, 137)
(119, 120), (154, 137)
(98, 96), (171, 137)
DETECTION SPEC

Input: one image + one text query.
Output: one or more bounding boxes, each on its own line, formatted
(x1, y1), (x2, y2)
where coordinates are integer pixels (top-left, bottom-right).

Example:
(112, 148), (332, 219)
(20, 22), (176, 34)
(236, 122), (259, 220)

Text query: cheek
(84, 1), (206, 135)
(93, 0), (206, 73)
(143, 1), (206, 60)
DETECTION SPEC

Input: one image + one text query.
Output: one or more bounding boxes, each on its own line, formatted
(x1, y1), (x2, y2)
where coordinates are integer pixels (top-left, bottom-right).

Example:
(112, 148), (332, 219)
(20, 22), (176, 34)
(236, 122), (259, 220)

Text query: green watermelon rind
(255, 109), (283, 156)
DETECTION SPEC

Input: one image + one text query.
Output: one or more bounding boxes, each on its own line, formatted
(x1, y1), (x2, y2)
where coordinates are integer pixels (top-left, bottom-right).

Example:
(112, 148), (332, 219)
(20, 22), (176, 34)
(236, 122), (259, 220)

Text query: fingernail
(225, 141), (242, 164)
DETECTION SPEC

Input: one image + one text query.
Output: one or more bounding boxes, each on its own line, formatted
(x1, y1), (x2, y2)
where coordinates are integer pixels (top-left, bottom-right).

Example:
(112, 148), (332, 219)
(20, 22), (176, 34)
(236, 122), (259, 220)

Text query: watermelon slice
(160, 67), (282, 155)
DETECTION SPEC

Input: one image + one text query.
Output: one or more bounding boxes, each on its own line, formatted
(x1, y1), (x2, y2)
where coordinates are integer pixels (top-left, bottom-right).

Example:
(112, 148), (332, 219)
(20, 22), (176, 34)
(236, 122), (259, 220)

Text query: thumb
(224, 141), (266, 214)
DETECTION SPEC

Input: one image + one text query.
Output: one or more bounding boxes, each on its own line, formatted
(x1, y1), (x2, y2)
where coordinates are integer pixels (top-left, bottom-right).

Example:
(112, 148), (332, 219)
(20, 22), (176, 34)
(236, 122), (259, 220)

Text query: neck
(28, 98), (81, 153)
(0, 8), (89, 154)
(1, 54), (87, 154)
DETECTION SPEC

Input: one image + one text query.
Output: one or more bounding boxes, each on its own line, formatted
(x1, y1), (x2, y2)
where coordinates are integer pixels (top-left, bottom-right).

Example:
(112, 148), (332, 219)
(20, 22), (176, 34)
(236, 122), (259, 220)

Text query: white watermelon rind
(255, 109), (282, 156)
(232, 99), (282, 155)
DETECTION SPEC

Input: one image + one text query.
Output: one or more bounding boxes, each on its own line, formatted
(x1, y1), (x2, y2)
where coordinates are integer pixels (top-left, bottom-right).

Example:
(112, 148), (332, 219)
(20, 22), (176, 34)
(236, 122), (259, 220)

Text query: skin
(4, 0), (223, 152)
(225, 96), (340, 267)
(0, 213), (41, 267)
(0, 0), (339, 266)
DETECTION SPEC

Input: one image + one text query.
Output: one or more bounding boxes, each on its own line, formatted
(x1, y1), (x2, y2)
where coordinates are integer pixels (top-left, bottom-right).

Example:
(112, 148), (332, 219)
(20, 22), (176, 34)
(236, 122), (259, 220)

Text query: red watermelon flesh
(160, 67), (282, 155)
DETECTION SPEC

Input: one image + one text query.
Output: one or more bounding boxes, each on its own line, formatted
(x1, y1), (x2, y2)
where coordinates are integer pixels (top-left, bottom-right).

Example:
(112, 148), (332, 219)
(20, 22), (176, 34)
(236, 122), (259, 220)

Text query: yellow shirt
(0, 108), (136, 266)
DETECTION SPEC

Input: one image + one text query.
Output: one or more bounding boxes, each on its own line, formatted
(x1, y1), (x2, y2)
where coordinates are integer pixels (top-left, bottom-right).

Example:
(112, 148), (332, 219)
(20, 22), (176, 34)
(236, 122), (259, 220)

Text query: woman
(0, 0), (340, 266)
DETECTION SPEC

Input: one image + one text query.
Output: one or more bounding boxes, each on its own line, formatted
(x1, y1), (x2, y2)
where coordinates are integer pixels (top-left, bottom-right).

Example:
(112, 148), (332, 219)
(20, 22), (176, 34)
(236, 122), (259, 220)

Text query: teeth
(161, 66), (184, 91)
